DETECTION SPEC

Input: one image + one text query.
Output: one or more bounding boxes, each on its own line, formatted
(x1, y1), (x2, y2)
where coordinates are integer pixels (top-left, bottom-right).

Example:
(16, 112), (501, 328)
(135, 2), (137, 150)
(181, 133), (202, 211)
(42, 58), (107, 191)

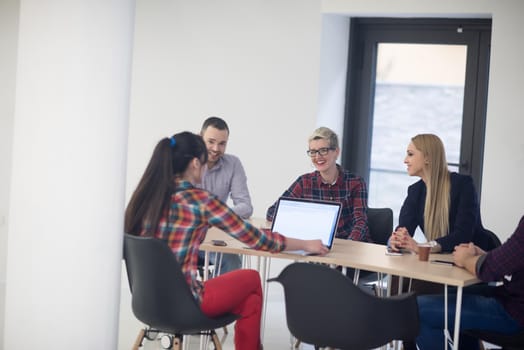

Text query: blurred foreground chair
(268, 262), (419, 350)
(123, 234), (238, 350)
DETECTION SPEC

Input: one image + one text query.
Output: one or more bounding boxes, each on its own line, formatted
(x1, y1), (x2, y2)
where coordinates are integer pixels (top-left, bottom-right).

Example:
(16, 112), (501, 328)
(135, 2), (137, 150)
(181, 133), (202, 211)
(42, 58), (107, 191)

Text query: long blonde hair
(411, 134), (450, 240)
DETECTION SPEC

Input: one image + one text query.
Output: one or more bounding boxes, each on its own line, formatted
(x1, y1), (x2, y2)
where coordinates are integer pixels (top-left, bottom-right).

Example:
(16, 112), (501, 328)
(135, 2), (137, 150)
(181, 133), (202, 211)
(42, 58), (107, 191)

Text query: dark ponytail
(169, 132), (208, 176)
(125, 132), (207, 235)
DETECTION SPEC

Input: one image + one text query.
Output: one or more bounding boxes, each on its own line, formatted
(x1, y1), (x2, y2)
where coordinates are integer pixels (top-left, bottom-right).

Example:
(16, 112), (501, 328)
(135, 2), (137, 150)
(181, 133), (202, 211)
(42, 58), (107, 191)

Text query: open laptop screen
(270, 197), (342, 250)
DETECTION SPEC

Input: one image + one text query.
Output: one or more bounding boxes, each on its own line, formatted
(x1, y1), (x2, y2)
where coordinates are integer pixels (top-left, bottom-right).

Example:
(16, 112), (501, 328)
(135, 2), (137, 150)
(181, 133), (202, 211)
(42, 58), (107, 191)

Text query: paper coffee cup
(418, 243), (431, 261)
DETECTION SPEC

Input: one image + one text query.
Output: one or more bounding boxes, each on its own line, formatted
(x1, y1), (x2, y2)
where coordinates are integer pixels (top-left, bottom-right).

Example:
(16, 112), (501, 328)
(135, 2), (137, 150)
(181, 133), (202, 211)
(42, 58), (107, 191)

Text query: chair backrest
(268, 262), (419, 349)
(123, 234), (236, 333)
(367, 207), (394, 245)
(483, 228), (502, 250)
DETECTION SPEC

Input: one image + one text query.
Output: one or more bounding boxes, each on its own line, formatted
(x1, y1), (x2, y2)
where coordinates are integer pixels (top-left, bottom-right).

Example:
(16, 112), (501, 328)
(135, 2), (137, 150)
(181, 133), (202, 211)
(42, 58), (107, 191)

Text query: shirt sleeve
(347, 177), (369, 241)
(266, 176), (304, 221)
(477, 216), (524, 282)
(229, 157), (254, 219)
(205, 195), (286, 252)
(397, 182), (422, 236)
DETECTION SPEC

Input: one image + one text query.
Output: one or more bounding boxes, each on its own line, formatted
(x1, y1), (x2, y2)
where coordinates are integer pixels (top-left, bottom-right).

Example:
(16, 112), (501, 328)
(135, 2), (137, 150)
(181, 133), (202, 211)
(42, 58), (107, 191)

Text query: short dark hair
(201, 116), (229, 134)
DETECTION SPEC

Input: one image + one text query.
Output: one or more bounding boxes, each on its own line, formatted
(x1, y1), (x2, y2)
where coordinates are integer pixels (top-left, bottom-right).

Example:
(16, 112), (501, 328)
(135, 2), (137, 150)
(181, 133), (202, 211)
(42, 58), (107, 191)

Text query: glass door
(369, 43), (467, 225)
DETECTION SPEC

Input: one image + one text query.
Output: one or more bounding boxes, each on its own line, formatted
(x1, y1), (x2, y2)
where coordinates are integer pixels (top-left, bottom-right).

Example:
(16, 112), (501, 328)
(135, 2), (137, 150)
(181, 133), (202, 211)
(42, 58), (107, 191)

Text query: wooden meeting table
(200, 224), (479, 350)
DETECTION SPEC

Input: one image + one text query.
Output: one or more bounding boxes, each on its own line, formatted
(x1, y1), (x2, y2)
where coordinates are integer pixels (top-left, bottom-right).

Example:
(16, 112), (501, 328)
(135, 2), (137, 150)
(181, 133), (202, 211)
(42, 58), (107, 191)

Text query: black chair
(353, 207), (393, 286)
(123, 234), (238, 350)
(368, 207), (394, 245)
(483, 228), (502, 250)
(268, 262), (419, 350)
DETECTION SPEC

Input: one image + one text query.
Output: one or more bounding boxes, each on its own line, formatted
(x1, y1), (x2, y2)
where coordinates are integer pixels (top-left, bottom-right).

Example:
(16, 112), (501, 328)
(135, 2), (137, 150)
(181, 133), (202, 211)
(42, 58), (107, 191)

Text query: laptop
(270, 197), (342, 255)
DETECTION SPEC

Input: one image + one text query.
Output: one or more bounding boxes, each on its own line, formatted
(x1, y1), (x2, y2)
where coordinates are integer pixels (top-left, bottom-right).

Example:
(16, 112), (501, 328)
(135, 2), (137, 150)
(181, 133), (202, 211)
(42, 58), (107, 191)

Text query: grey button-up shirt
(198, 154), (253, 219)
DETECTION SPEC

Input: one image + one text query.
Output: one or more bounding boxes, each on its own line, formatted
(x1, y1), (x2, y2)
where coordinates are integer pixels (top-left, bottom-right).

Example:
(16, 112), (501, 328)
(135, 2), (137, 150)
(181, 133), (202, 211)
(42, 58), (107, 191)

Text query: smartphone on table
(211, 240), (227, 247)
(385, 247), (404, 256)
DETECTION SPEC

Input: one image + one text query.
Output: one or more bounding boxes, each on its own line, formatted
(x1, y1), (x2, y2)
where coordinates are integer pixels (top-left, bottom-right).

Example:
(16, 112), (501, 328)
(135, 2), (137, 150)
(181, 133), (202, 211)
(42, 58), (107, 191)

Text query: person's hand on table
(304, 239), (330, 256)
(453, 242), (477, 267)
(284, 237), (329, 256)
(389, 227), (418, 253)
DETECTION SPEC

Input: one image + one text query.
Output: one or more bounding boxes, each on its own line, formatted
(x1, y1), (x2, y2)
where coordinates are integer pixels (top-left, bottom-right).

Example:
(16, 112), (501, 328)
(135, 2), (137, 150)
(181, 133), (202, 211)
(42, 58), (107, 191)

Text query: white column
(4, 1), (135, 349)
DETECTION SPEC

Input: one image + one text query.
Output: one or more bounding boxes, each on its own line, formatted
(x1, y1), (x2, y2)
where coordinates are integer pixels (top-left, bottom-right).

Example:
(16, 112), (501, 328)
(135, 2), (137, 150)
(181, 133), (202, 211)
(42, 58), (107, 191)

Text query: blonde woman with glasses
(266, 126), (369, 242)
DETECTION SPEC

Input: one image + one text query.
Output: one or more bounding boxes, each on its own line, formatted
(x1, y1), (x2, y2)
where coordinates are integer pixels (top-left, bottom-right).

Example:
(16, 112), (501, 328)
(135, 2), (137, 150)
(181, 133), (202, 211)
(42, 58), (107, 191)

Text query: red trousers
(200, 269), (262, 350)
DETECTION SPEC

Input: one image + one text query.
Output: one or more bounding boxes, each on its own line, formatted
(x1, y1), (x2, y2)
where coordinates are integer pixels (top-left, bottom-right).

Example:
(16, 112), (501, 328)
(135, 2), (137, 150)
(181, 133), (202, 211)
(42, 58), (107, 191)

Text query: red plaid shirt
(142, 180), (286, 301)
(266, 166), (369, 241)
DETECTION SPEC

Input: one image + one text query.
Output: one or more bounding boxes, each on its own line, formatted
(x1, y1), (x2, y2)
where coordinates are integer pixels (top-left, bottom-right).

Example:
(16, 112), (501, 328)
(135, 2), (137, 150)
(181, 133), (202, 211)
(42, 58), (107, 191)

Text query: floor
(125, 299), (302, 350)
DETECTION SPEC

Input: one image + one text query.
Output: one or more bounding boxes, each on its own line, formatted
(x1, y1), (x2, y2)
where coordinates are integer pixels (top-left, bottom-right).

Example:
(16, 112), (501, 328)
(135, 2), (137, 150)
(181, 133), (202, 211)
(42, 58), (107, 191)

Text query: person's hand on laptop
(285, 237), (330, 256)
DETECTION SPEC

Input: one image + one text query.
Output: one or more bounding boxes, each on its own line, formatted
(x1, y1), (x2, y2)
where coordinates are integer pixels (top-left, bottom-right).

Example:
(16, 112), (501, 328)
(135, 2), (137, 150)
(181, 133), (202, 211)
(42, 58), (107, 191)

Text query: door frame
(343, 18), (491, 194)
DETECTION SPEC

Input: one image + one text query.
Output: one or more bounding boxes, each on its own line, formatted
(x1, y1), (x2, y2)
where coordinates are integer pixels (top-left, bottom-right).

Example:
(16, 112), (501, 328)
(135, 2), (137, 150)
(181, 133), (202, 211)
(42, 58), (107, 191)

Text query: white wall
(4, 1), (134, 349)
(126, 0), (324, 216)
(0, 0), (20, 345)
(317, 14), (349, 150)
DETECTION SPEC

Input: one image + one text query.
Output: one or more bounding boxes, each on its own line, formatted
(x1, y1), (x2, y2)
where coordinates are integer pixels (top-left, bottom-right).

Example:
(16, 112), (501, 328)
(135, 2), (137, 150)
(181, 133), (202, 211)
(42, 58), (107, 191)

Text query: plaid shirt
(477, 215), (524, 326)
(266, 166), (369, 241)
(143, 180), (286, 302)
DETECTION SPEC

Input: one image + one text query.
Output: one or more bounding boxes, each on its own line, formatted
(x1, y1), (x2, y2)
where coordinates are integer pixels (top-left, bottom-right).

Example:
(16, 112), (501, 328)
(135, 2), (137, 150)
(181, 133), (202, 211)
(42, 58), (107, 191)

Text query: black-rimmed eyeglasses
(306, 147), (335, 157)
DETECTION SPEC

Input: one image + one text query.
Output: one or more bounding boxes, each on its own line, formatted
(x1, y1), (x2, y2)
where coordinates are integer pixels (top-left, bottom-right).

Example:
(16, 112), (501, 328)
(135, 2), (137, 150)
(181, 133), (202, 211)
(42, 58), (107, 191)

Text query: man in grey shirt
(197, 116), (253, 274)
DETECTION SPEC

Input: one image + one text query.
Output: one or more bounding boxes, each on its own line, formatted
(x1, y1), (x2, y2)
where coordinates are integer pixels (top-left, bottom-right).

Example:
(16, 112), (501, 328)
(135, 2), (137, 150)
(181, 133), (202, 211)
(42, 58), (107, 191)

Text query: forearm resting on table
(285, 237), (309, 251)
(284, 237), (328, 255)
(455, 254), (481, 276)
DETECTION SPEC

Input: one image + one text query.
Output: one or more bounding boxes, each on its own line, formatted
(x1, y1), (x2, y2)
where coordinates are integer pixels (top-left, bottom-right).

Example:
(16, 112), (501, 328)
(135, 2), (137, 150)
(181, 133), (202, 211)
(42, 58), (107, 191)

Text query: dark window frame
(343, 18), (491, 195)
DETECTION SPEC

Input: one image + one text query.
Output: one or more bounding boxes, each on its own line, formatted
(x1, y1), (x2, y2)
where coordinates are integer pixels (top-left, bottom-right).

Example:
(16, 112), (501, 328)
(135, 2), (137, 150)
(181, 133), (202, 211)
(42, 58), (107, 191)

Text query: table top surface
(200, 219), (480, 287)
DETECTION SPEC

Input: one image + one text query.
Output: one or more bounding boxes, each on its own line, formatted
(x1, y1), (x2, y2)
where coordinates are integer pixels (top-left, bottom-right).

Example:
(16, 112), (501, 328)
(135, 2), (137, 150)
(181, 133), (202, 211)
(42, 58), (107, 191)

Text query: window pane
(369, 43), (467, 227)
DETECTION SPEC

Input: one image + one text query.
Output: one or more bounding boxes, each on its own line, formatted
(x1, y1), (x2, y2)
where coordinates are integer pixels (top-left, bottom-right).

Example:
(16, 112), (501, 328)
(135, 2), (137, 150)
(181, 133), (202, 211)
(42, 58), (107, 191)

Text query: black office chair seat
(123, 234), (238, 350)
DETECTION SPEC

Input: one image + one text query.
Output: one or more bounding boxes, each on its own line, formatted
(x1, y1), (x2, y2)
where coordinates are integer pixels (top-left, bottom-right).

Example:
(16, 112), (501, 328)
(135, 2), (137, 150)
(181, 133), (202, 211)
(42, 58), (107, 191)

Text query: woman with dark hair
(125, 131), (327, 350)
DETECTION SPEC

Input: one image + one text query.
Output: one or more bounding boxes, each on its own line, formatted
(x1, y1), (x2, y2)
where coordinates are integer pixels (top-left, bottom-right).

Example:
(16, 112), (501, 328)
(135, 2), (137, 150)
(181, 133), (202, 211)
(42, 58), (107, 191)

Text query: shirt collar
(315, 164), (342, 186)
(175, 179), (194, 191)
(206, 156), (224, 173)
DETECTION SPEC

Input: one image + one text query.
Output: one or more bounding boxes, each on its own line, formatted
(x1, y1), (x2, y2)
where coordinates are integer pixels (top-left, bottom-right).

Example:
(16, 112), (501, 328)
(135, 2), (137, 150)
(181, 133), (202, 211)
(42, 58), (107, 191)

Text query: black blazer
(398, 172), (491, 252)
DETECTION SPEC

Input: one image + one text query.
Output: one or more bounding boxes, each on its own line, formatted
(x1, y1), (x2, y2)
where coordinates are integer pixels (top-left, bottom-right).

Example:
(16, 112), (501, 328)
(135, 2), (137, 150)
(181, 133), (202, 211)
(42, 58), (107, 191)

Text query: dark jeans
(416, 289), (522, 350)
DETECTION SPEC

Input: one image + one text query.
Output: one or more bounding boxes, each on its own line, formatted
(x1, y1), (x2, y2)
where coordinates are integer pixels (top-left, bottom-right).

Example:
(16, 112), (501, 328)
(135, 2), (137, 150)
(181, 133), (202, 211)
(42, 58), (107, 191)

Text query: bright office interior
(1, 1), (524, 349)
